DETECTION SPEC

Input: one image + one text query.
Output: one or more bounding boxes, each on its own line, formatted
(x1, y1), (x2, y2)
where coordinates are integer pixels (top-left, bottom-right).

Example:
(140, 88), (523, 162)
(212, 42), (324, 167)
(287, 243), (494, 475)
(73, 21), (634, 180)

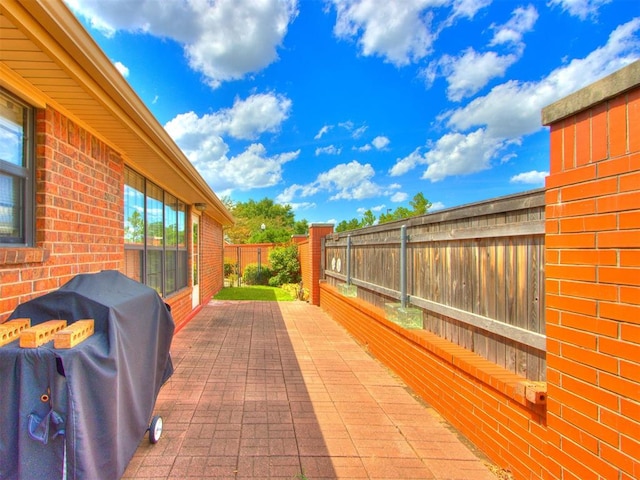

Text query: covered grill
(0, 271), (174, 480)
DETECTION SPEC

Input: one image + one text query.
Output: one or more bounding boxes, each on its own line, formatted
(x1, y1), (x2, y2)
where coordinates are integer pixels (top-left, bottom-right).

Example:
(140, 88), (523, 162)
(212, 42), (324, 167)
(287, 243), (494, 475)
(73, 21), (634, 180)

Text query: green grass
(213, 285), (295, 301)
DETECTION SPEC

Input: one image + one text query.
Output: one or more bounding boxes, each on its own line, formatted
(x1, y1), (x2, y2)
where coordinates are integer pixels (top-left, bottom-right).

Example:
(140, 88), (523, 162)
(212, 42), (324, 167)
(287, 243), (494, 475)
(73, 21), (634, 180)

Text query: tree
(224, 197), (308, 244)
(410, 192), (431, 215)
(335, 218), (362, 233)
(335, 192), (432, 231)
(268, 245), (301, 286)
(361, 209), (376, 227)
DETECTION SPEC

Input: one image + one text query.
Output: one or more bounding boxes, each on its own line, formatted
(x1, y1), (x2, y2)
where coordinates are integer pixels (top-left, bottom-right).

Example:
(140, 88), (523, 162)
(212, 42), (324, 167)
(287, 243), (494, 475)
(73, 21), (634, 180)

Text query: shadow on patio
(123, 301), (498, 480)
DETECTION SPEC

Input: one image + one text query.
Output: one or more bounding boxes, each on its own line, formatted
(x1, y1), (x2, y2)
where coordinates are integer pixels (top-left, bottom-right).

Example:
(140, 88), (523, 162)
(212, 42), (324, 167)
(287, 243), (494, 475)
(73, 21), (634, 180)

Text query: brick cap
(309, 223), (335, 228)
(542, 59), (640, 125)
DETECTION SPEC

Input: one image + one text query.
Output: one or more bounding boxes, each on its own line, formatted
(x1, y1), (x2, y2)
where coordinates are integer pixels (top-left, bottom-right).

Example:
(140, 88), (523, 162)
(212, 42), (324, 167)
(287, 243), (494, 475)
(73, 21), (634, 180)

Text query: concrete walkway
(123, 301), (498, 480)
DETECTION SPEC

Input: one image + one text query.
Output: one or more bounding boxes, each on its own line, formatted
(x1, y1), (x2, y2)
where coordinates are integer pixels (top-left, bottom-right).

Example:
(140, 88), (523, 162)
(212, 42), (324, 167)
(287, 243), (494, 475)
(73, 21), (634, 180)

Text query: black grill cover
(0, 271), (174, 480)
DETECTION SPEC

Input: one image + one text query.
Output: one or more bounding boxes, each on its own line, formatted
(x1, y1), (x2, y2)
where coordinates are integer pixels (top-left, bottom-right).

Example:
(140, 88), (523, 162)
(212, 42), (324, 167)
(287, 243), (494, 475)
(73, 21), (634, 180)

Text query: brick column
(542, 62), (640, 480)
(307, 223), (334, 306)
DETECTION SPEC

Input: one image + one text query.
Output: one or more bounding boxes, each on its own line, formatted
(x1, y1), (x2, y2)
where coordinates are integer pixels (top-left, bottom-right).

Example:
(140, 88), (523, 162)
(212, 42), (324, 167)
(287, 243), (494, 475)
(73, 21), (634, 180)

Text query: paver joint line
(122, 301), (497, 480)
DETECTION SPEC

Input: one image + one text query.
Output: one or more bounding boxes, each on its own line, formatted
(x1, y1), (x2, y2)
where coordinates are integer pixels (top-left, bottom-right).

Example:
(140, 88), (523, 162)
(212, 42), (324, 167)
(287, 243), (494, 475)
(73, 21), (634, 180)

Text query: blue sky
(65, 0), (639, 224)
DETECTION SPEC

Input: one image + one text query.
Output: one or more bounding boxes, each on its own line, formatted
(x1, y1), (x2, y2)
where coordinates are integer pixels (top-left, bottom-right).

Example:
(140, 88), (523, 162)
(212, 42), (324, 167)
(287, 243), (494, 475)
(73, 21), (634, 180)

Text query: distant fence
(224, 243), (276, 285)
(323, 189), (546, 381)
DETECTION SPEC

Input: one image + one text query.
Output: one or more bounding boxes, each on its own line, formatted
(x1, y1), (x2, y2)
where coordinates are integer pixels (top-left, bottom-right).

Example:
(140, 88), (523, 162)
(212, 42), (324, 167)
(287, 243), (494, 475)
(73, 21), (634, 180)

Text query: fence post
(400, 225), (407, 308)
(236, 246), (241, 287)
(346, 234), (352, 286)
(257, 247), (262, 282)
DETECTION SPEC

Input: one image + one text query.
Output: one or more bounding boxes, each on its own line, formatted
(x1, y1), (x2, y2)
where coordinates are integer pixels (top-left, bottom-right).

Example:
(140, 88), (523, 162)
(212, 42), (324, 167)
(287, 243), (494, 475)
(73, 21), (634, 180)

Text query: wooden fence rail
(323, 189), (546, 381)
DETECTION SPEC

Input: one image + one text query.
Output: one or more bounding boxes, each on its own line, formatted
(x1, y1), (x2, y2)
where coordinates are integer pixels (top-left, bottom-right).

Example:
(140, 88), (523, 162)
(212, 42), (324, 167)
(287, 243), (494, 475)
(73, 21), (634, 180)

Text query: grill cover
(0, 271), (174, 480)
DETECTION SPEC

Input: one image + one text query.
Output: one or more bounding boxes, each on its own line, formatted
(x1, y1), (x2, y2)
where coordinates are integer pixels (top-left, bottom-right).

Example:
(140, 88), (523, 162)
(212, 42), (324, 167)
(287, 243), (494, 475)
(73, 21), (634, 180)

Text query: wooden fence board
(323, 189), (546, 380)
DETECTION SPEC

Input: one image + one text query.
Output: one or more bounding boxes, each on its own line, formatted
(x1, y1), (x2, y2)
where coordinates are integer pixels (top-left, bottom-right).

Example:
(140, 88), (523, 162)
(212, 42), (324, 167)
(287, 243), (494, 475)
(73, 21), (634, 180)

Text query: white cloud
(510, 170), (548, 184)
(369, 204), (388, 212)
(356, 135), (390, 151)
(338, 121), (368, 138)
(430, 201), (446, 211)
(427, 6), (536, 100)
(445, 18), (640, 139)
(421, 128), (506, 182)
(489, 5), (538, 48)
(390, 192), (408, 202)
(548, 0), (612, 20)
(113, 60), (129, 77)
(276, 160), (397, 203)
(330, 0), (444, 66)
(389, 148), (423, 176)
(352, 125), (368, 138)
(315, 145), (342, 156)
(214, 144), (299, 191)
(440, 49), (518, 101)
(282, 201), (317, 211)
(164, 93), (296, 192)
(451, 0), (491, 19)
(371, 135), (391, 149)
(227, 94), (292, 140)
(165, 92), (291, 141)
(66, 0), (298, 88)
(392, 18), (640, 183)
(314, 125), (333, 139)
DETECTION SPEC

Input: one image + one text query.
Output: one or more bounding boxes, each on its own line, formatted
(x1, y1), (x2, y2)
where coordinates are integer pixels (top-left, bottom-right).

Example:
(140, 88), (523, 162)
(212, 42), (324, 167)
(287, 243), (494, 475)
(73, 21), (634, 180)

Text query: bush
(242, 263), (272, 286)
(268, 245), (301, 287)
(224, 260), (236, 277)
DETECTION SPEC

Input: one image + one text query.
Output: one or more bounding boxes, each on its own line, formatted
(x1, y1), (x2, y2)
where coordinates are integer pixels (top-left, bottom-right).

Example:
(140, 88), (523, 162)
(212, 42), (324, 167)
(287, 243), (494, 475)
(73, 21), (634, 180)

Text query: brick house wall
(201, 213), (225, 304)
(0, 104), (228, 331)
(0, 106), (124, 321)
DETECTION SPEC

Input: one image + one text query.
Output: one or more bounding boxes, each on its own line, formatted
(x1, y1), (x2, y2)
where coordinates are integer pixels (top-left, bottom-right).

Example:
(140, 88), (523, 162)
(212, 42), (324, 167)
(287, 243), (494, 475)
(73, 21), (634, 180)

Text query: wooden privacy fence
(323, 189), (546, 381)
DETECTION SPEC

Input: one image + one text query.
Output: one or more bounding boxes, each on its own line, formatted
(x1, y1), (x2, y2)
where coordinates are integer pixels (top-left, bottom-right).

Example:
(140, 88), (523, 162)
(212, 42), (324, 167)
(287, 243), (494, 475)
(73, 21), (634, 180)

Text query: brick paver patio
(123, 301), (498, 479)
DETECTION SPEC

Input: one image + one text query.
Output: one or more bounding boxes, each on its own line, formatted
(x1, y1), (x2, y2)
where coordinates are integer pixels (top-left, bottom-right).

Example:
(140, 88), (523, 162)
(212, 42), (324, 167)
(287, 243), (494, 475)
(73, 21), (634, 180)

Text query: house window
(0, 89), (34, 246)
(124, 166), (188, 296)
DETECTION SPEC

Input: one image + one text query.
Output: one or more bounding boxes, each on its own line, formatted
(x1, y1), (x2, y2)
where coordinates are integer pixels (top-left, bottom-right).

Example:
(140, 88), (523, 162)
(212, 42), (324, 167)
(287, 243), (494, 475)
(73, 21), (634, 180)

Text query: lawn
(213, 285), (295, 301)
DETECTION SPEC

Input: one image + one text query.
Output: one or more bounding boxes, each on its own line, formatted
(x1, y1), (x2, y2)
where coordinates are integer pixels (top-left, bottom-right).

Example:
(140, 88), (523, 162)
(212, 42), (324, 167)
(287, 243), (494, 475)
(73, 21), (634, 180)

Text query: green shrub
(224, 260), (236, 277)
(268, 245), (301, 287)
(242, 263), (272, 285)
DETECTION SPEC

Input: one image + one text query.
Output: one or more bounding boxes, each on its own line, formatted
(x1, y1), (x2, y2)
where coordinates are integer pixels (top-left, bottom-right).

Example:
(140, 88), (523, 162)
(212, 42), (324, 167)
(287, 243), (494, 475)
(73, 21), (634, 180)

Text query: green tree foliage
(335, 193), (432, 232)
(335, 218), (362, 233)
(242, 263), (272, 285)
(268, 245), (301, 286)
(410, 192), (431, 215)
(225, 197), (308, 244)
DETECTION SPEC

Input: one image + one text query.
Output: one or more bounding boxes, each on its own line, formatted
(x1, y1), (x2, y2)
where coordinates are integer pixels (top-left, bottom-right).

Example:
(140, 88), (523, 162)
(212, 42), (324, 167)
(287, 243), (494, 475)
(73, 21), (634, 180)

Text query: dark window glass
(0, 89), (33, 245)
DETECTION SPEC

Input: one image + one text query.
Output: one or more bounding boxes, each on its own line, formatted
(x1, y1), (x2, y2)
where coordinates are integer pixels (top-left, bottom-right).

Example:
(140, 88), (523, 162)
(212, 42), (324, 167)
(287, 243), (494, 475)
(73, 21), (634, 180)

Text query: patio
(122, 300), (498, 480)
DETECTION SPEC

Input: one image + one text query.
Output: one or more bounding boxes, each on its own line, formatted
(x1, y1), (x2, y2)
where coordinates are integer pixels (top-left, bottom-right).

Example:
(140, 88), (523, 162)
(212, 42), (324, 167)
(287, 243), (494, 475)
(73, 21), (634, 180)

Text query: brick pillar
(307, 223), (334, 306)
(542, 62), (640, 480)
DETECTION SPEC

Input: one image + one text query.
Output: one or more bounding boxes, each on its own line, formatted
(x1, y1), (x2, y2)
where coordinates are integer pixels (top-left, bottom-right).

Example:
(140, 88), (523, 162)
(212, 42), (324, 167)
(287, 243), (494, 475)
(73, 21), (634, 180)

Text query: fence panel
(224, 243), (276, 285)
(323, 189), (546, 380)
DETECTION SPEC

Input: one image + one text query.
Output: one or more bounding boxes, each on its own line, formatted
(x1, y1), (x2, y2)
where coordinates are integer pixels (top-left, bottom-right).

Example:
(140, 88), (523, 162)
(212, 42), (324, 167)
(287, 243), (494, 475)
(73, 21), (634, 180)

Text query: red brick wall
(200, 213), (224, 303)
(315, 72), (640, 480)
(297, 238), (310, 292)
(544, 85), (640, 480)
(0, 106), (124, 321)
(0, 106), (226, 333)
(308, 224), (334, 305)
(320, 283), (547, 479)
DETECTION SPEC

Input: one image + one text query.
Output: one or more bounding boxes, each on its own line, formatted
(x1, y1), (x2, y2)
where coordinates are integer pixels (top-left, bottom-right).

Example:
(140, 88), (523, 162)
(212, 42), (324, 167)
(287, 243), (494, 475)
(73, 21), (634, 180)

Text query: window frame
(124, 166), (188, 296)
(0, 88), (35, 247)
